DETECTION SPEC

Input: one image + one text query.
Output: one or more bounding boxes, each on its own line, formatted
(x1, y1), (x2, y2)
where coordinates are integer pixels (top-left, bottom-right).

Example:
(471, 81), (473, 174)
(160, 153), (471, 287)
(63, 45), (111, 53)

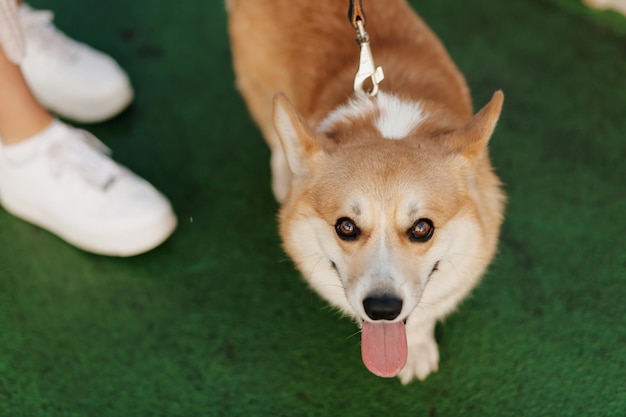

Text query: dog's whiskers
(449, 251), (492, 262)
(346, 328), (362, 341)
(441, 258), (462, 284)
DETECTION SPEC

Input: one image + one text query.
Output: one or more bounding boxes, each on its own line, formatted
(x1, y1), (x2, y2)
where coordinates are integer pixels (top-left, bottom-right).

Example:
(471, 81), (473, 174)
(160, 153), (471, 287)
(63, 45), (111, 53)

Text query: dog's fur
(228, 0), (505, 383)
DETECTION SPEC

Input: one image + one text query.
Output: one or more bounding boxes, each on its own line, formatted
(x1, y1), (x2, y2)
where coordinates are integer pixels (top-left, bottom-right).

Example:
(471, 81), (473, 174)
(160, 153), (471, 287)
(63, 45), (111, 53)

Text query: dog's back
(228, 0), (471, 141)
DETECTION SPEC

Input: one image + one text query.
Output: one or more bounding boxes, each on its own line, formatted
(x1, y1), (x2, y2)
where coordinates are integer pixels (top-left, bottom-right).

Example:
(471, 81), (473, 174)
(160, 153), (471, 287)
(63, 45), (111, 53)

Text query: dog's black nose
(363, 295), (403, 321)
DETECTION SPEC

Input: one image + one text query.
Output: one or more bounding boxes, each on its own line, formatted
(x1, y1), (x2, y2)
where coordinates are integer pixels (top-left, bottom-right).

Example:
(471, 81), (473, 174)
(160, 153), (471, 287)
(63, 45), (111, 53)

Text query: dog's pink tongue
(361, 321), (407, 378)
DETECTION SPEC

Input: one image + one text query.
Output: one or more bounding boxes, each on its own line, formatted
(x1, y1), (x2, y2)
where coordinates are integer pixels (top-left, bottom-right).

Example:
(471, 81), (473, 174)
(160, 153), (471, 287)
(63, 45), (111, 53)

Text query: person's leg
(0, 46), (177, 256)
(0, 41), (51, 144)
(17, 1), (133, 123)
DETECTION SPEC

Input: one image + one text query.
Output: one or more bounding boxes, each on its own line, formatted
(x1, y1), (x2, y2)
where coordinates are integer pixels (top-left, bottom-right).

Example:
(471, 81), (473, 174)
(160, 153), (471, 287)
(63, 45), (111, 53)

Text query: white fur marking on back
(316, 92), (427, 140)
(375, 93), (427, 140)
(316, 95), (376, 134)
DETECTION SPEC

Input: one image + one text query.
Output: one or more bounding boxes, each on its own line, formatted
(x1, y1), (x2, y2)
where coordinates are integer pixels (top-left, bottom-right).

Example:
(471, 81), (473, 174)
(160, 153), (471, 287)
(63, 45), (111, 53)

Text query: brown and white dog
(228, 0), (505, 383)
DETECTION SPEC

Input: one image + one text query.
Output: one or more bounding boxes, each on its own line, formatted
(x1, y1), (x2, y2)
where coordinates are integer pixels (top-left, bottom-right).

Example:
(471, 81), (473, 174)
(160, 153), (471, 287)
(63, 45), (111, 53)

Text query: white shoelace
(47, 130), (121, 190)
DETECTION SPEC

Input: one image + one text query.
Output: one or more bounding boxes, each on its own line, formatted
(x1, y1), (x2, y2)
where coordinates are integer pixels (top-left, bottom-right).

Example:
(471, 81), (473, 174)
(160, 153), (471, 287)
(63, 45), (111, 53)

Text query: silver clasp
(353, 20), (384, 97)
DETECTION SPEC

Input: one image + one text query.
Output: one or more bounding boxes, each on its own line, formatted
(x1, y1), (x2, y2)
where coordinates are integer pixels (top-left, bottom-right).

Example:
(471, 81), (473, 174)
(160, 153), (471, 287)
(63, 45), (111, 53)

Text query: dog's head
(272, 91), (504, 377)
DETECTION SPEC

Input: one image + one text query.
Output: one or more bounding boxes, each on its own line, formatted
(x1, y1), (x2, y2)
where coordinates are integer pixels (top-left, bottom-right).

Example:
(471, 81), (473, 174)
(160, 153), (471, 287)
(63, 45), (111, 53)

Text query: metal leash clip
(353, 19), (384, 97)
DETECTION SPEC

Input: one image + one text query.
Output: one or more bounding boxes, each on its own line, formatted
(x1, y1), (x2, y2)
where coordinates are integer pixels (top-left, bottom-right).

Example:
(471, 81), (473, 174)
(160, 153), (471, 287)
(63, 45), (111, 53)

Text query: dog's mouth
(361, 319), (408, 378)
(329, 259), (412, 377)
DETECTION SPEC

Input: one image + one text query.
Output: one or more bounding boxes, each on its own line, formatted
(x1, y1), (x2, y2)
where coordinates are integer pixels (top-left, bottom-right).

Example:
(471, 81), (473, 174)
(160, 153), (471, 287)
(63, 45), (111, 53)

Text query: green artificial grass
(1, 0), (625, 415)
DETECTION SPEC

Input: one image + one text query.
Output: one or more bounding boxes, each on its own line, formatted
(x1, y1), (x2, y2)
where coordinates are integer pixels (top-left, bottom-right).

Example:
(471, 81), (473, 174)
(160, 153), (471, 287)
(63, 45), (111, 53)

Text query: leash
(348, 0), (366, 29)
(348, 0), (384, 97)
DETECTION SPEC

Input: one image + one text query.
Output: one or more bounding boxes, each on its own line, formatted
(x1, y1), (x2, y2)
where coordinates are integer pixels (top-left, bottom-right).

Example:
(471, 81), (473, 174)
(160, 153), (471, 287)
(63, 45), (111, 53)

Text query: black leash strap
(348, 0), (366, 30)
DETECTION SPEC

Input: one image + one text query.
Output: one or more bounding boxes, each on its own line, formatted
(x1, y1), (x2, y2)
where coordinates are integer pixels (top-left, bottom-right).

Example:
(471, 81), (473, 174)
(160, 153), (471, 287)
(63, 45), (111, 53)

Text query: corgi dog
(228, 0), (505, 383)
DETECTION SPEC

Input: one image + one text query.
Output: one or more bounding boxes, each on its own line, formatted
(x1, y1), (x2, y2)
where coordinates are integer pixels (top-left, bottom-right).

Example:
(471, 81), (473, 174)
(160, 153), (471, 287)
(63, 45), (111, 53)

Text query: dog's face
(272, 92), (504, 376)
(285, 139), (460, 308)
(284, 140), (470, 317)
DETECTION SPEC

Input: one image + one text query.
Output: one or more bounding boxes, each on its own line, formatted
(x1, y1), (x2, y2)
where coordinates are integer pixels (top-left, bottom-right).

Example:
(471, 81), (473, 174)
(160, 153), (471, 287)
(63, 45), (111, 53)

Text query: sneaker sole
(39, 84), (135, 124)
(0, 189), (177, 257)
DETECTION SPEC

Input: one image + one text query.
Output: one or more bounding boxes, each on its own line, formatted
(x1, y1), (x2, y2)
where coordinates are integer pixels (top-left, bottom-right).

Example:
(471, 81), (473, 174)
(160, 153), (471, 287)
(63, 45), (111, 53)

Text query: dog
(228, 0), (505, 383)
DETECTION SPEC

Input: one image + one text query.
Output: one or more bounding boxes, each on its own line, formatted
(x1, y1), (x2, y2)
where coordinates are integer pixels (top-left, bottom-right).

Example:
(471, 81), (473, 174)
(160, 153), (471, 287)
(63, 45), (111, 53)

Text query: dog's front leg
(398, 319), (439, 384)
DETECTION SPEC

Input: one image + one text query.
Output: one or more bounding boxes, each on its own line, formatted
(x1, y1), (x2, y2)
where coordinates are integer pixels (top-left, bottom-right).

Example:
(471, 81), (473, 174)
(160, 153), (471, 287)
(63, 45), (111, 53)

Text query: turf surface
(1, 0), (625, 415)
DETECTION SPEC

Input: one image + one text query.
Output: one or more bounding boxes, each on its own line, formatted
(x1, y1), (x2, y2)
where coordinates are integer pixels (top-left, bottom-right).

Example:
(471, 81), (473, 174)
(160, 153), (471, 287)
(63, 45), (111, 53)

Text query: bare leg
(0, 45), (52, 144)
(1, 0), (133, 123)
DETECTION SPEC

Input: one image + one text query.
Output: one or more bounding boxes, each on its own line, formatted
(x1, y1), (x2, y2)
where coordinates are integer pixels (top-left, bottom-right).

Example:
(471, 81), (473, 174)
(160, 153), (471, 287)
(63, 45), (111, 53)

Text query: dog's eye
(335, 217), (360, 240)
(408, 218), (434, 242)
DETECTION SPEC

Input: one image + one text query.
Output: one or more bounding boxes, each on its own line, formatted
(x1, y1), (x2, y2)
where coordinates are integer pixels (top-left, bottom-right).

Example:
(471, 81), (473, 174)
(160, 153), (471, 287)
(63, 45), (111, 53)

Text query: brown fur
(229, 0), (472, 137)
(228, 0), (505, 383)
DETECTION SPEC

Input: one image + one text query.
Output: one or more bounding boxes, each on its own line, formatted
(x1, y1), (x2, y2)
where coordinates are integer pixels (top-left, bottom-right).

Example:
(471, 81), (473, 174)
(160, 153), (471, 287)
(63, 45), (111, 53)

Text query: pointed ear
(444, 90), (504, 159)
(273, 92), (322, 177)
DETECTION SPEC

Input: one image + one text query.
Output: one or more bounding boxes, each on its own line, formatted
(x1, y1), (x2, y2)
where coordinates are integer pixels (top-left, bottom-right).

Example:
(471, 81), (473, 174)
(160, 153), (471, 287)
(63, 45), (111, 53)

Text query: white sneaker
(19, 4), (134, 123)
(0, 120), (177, 256)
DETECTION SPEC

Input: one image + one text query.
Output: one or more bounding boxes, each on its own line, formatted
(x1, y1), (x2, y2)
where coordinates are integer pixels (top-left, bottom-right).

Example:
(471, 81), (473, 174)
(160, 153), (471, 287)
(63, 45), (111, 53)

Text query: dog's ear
(442, 90), (504, 160)
(273, 92), (322, 177)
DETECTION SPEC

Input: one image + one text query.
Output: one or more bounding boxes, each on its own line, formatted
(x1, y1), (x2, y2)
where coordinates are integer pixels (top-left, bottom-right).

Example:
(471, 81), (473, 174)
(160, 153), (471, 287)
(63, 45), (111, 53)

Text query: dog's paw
(397, 331), (439, 384)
